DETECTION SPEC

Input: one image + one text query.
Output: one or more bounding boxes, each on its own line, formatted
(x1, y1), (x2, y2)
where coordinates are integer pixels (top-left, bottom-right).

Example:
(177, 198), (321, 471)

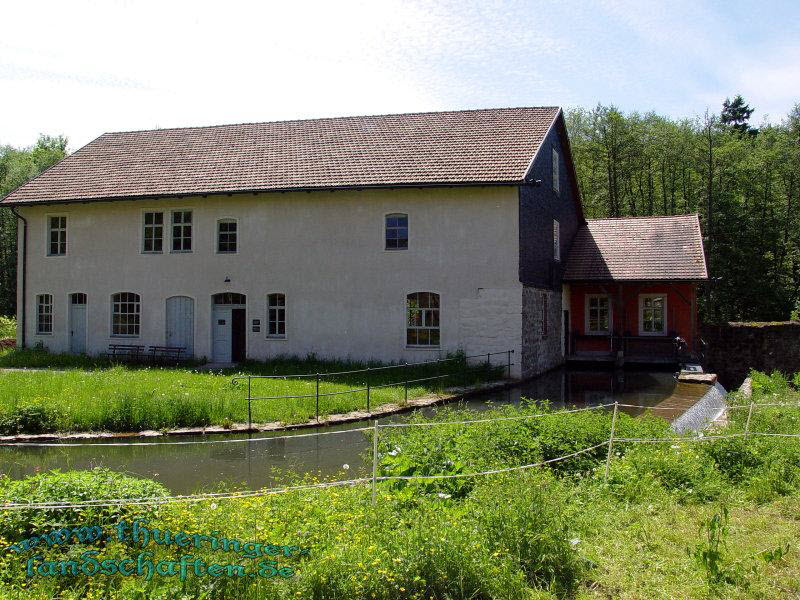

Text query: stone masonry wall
(702, 322), (800, 388)
(521, 286), (564, 378)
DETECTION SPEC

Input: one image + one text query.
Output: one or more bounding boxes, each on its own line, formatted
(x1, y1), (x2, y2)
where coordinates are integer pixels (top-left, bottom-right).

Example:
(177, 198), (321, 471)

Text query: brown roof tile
(563, 214), (708, 281)
(1, 107), (561, 205)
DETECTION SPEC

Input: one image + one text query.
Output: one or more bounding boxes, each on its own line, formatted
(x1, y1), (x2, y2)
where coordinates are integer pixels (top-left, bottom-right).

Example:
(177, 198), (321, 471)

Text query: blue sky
(2, 0), (799, 150)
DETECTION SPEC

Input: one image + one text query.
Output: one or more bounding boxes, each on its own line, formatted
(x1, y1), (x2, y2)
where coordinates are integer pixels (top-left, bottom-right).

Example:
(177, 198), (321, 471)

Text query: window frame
(110, 292), (141, 337)
(552, 147), (560, 195)
(638, 293), (668, 336)
(541, 293), (548, 338)
(216, 218), (238, 254)
(266, 293), (287, 339)
(46, 214), (68, 257)
(170, 210), (193, 253)
(584, 294), (611, 335)
(141, 210), (165, 254)
(553, 219), (560, 262)
(384, 213), (409, 251)
(36, 294), (53, 335)
(405, 291), (441, 349)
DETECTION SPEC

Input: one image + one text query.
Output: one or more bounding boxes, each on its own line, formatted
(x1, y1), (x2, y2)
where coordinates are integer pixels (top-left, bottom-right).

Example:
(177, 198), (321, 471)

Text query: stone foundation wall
(521, 286), (564, 378)
(702, 322), (800, 388)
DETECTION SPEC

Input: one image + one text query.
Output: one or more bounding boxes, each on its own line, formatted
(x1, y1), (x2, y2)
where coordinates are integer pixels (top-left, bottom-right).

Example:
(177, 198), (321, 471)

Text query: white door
(69, 298), (87, 354)
(212, 307), (232, 363)
(166, 296), (194, 356)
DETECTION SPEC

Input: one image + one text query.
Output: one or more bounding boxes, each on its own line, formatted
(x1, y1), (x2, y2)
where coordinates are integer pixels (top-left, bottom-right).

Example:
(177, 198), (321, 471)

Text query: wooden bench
(107, 344), (145, 362)
(148, 345), (185, 365)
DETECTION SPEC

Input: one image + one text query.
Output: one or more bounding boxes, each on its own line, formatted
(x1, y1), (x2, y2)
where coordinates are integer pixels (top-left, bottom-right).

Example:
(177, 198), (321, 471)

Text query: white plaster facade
(17, 186), (526, 375)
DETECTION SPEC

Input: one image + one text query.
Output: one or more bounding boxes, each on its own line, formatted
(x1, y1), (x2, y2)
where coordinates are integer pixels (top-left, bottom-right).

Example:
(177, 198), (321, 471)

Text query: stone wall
(521, 286), (564, 378)
(702, 322), (800, 388)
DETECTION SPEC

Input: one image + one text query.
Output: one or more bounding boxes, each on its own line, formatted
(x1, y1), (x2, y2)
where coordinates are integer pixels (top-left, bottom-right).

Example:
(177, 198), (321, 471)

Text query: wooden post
(744, 398), (755, 438)
(371, 419), (379, 505)
(604, 401), (619, 481)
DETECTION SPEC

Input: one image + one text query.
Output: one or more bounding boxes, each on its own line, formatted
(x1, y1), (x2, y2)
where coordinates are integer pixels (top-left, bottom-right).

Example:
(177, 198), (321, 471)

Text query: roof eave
(0, 179), (526, 207)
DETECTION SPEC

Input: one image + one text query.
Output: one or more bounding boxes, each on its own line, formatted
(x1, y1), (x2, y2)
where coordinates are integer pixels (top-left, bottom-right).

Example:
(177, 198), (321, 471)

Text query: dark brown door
(232, 309), (246, 362)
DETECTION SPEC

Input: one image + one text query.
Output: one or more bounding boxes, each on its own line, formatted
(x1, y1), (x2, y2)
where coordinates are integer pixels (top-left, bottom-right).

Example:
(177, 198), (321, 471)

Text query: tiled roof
(563, 214), (708, 281)
(1, 107), (561, 205)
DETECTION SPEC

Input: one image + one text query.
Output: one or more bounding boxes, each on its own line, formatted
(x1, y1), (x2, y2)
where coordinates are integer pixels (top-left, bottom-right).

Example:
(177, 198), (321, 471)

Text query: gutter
(9, 207), (26, 348)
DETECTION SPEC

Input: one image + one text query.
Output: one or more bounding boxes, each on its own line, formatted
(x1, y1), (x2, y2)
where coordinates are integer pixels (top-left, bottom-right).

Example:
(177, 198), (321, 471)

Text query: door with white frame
(166, 296), (194, 356)
(211, 293), (246, 363)
(69, 293), (87, 354)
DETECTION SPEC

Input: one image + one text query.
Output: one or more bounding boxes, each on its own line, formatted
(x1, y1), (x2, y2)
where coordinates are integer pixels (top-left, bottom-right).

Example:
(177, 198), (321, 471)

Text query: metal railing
(231, 350), (515, 429)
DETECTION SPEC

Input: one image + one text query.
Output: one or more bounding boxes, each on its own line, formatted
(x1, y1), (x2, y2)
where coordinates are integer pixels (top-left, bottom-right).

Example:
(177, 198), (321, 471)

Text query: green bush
(0, 469), (168, 540)
(377, 401), (671, 498)
(0, 346), (113, 369)
(0, 405), (59, 434)
(0, 316), (15, 339)
(605, 443), (726, 503)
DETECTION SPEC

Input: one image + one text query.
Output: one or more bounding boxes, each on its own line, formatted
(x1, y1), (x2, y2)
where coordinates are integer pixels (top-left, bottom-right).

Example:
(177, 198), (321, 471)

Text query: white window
(111, 292), (141, 336)
(385, 214), (408, 250)
(217, 219), (237, 253)
(142, 212), (164, 253)
(585, 295), (610, 334)
(639, 294), (667, 335)
(406, 292), (440, 347)
(267, 293), (286, 338)
(553, 220), (560, 261)
(47, 216), (67, 256)
(552, 147), (560, 195)
(36, 294), (53, 334)
(171, 211), (192, 252)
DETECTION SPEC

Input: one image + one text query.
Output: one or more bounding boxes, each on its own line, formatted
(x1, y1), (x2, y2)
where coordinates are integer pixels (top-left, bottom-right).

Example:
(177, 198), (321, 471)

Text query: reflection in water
(0, 368), (707, 493)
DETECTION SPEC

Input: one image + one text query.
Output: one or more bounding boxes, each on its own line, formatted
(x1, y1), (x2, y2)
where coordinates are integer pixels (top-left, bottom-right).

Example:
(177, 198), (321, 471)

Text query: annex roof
(2, 107), (562, 205)
(563, 214), (708, 282)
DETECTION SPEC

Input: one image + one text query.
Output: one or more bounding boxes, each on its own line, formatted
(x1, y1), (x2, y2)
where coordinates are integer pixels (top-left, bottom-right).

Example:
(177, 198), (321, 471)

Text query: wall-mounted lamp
(224, 277), (231, 283)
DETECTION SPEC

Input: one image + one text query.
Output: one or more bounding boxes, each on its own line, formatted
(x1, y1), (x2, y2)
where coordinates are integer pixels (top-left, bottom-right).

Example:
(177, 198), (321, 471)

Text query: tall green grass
(0, 352), (504, 434)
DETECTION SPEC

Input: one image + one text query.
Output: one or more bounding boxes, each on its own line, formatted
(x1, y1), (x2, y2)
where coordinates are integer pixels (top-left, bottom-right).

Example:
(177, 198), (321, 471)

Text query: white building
(2, 107), (584, 377)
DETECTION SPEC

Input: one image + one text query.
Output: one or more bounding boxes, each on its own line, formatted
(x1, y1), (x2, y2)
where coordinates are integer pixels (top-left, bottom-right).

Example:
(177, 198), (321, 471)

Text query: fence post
(436, 359), (441, 395)
(604, 401), (619, 481)
(366, 367), (371, 412)
(315, 373), (320, 422)
(247, 377), (252, 431)
(371, 419), (379, 505)
(507, 349), (511, 379)
(744, 397), (755, 438)
(403, 362), (408, 404)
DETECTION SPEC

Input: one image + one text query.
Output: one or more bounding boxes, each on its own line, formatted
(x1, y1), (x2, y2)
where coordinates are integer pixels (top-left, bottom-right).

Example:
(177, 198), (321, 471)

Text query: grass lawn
(1, 369), (799, 598)
(0, 348), (505, 434)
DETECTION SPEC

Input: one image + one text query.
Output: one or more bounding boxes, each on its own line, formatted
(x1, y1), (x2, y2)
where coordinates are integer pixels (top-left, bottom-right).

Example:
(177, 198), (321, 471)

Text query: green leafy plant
(689, 508), (739, 589)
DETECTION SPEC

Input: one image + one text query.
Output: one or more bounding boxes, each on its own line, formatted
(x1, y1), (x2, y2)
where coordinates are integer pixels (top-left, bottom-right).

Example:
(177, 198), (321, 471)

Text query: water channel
(0, 367), (708, 493)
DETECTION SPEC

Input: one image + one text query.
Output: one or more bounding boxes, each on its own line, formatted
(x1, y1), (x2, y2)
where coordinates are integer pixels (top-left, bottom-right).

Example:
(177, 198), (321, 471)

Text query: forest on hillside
(0, 97), (798, 323)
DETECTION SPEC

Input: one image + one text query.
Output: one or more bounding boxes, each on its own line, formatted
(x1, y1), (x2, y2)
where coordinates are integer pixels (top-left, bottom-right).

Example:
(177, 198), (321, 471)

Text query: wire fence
(2, 395), (796, 511)
(231, 350), (515, 428)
